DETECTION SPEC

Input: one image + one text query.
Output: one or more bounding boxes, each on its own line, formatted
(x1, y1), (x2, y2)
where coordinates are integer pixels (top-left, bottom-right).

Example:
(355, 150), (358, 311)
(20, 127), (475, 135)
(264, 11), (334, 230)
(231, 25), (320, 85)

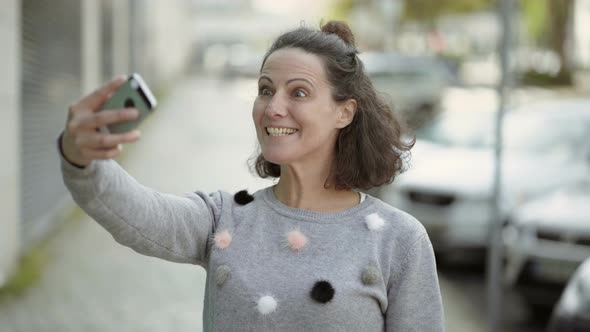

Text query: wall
(0, 0), (21, 287)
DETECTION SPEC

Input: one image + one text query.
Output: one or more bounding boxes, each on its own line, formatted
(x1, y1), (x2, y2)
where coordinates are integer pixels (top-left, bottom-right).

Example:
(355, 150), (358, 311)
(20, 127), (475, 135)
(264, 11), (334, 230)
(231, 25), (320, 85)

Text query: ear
(335, 99), (357, 129)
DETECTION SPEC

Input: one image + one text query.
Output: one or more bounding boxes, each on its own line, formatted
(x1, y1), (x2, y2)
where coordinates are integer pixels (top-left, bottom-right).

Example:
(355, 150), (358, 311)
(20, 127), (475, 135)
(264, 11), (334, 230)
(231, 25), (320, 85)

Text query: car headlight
(502, 224), (519, 246)
(500, 191), (534, 213)
(503, 223), (536, 247)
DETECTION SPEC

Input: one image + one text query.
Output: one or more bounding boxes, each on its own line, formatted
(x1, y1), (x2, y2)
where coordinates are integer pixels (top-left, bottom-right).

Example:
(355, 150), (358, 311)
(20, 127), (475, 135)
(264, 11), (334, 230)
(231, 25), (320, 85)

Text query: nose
(264, 94), (287, 117)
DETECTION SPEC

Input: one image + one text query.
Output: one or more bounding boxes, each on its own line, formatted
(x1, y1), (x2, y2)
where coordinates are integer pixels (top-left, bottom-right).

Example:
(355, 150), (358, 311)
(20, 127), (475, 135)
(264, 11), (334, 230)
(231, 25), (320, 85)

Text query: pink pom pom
(287, 230), (308, 251)
(214, 230), (232, 250)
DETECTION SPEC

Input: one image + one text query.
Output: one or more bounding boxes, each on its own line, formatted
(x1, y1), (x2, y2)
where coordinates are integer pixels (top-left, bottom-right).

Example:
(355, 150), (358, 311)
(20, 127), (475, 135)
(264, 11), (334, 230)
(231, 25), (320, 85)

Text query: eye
(258, 86), (273, 96)
(292, 89), (307, 98)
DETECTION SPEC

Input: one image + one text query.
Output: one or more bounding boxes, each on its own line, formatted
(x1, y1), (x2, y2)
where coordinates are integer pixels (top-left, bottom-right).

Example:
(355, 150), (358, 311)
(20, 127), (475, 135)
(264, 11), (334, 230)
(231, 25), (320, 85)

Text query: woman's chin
(261, 150), (293, 166)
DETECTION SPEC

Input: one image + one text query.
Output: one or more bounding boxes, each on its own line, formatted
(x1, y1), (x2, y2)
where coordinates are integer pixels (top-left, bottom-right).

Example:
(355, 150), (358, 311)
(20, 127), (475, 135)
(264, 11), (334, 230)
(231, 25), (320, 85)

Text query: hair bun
(321, 21), (355, 47)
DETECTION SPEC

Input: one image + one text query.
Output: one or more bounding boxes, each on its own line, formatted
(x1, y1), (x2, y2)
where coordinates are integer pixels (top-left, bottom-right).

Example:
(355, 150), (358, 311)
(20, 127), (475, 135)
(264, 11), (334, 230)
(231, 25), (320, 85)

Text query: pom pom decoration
(365, 213), (385, 231)
(234, 190), (254, 205)
(216, 265), (231, 286)
(214, 230), (232, 250)
(310, 280), (335, 303)
(257, 295), (278, 315)
(287, 230), (308, 251)
(361, 265), (381, 285)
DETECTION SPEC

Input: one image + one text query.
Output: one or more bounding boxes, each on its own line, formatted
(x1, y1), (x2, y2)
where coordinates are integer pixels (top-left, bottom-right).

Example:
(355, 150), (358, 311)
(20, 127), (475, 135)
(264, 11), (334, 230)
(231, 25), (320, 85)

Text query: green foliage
(522, 0), (573, 78)
(328, 0), (355, 22)
(0, 208), (84, 301)
(0, 247), (49, 300)
(520, 69), (573, 86)
(328, 0), (495, 26)
(403, 0), (495, 23)
(521, 0), (549, 44)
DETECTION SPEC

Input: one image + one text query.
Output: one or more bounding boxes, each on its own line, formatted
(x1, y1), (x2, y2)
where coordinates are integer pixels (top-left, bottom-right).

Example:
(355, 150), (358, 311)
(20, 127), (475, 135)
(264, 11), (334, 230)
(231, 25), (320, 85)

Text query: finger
(72, 108), (139, 131)
(77, 75), (128, 111)
(75, 130), (141, 149)
(80, 145), (123, 160)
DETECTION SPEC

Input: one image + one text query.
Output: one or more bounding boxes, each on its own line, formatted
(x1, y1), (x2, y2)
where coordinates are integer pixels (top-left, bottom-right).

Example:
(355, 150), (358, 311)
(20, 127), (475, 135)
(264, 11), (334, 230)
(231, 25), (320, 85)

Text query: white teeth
(266, 127), (298, 136)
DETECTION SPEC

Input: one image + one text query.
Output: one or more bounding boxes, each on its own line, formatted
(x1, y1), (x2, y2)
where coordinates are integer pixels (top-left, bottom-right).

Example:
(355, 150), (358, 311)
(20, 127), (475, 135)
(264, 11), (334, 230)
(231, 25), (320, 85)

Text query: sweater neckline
(260, 186), (375, 223)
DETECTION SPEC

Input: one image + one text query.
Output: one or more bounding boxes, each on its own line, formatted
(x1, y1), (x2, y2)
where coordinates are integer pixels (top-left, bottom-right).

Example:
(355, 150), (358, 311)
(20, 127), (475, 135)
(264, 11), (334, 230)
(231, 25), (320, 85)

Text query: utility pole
(487, 0), (513, 331)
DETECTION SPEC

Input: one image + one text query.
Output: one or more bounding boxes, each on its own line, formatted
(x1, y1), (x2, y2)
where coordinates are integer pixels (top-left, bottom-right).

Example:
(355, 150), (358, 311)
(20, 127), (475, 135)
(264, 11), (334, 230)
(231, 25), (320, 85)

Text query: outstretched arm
(60, 149), (221, 266)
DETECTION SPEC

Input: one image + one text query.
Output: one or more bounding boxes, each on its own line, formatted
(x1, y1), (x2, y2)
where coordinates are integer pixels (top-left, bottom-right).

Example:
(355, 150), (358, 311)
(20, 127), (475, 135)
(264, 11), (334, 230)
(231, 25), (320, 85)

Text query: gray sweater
(61, 158), (444, 331)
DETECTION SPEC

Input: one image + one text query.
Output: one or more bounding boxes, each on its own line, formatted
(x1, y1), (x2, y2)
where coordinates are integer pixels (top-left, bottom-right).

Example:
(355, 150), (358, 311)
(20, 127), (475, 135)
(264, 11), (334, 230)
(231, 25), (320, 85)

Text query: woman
(59, 21), (444, 331)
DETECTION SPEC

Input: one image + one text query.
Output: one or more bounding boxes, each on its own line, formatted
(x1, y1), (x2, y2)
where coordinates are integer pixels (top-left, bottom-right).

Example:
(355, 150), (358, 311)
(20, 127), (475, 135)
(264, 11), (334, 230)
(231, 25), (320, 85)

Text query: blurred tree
(402, 0), (494, 25)
(547, 0), (573, 84)
(521, 0), (548, 43)
(403, 0), (573, 85)
(329, 0), (494, 27)
(521, 0), (573, 85)
(330, 0), (574, 85)
(329, 0), (354, 22)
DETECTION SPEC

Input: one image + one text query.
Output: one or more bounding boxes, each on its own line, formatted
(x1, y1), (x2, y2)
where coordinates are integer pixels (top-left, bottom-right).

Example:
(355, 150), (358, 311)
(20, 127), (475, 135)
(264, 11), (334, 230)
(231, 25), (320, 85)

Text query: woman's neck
(274, 164), (360, 213)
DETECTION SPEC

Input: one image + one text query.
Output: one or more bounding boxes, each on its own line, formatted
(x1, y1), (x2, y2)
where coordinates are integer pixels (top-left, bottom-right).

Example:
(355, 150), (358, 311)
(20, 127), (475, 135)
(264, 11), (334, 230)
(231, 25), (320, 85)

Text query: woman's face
(252, 47), (348, 167)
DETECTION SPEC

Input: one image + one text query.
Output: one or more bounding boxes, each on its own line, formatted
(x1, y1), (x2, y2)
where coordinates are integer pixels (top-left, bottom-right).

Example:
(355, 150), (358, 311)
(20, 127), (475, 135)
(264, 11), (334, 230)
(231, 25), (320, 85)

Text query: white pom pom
(365, 213), (385, 231)
(257, 295), (278, 315)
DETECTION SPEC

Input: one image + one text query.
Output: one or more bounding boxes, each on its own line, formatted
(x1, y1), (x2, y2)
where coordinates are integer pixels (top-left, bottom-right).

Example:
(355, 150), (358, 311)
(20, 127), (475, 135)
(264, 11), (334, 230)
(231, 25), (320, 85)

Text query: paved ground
(0, 76), (543, 331)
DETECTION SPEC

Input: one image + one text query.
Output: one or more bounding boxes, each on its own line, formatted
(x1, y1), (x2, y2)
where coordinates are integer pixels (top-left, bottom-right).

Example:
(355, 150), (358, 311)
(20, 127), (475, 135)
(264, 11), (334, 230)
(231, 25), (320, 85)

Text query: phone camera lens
(124, 98), (135, 108)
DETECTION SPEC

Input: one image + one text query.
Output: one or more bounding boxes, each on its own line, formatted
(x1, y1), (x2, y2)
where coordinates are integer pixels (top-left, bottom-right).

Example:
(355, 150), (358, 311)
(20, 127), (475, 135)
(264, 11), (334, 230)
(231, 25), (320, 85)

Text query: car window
(569, 178), (590, 194)
(503, 116), (589, 154)
(370, 70), (428, 81)
(416, 112), (494, 148)
(362, 54), (449, 82)
(417, 111), (590, 156)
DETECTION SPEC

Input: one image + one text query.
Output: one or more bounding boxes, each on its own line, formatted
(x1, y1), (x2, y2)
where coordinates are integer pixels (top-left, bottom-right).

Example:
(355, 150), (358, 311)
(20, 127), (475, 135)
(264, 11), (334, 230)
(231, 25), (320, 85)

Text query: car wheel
(524, 299), (554, 322)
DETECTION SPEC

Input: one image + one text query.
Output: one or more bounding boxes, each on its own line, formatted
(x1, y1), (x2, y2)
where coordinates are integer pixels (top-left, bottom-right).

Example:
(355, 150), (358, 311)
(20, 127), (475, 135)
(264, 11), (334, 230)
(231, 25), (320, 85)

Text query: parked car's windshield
(417, 110), (589, 155)
(361, 53), (452, 82)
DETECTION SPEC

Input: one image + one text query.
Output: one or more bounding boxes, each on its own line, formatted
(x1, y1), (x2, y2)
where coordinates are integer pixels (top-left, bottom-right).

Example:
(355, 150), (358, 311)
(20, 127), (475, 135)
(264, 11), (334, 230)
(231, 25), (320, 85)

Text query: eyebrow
(287, 78), (314, 87)
(258, 75), (273, 84)
(258, 75), (315, 87)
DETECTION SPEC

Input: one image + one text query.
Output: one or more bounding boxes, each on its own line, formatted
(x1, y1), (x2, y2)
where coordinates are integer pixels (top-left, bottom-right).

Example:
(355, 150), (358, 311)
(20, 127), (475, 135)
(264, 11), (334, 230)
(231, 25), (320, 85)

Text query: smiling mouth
(266, 127), (299, 136)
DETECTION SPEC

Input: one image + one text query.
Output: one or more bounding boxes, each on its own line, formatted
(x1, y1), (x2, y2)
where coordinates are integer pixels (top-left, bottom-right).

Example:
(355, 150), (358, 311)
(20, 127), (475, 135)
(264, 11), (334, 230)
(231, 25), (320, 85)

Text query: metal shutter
(21, 0), (82, 245)
(101, 0), (114, 81)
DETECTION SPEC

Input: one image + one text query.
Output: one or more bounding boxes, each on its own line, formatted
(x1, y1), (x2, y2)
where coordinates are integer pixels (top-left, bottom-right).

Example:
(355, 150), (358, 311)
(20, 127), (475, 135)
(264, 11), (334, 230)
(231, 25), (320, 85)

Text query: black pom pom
(234, 190), (254, 205)
(310, 280), (335, 303)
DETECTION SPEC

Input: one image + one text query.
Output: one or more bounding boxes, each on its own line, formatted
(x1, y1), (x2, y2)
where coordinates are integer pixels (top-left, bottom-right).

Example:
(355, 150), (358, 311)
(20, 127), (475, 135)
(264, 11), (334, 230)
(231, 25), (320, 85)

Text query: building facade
(0, 0), (194, 287)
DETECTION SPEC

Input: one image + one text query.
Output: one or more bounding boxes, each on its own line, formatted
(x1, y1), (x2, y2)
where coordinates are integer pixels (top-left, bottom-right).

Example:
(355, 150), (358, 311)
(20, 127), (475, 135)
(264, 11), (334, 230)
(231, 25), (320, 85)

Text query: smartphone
(100, 73), (157, 134)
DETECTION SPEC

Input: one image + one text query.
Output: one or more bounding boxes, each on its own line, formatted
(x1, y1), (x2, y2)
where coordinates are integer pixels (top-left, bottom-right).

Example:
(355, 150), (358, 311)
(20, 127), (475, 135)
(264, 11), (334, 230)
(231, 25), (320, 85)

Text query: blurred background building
(1, 0), (194, 287)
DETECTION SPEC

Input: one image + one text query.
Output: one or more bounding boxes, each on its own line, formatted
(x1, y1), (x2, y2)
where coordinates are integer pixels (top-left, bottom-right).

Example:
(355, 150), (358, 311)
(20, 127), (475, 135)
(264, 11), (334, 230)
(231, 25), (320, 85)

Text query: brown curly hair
(251, 21), (414, 190)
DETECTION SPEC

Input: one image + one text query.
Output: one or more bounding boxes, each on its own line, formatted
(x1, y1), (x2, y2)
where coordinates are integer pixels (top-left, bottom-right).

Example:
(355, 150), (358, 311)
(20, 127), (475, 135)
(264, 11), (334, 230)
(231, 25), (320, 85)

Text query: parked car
(196, 40), (262, 78)
(222, 48), (264, 78)
(548, 256), (590, 331)
(503, 178), (590, 315)
(360, 52), (454, 128)
(377, 99), (590, 260)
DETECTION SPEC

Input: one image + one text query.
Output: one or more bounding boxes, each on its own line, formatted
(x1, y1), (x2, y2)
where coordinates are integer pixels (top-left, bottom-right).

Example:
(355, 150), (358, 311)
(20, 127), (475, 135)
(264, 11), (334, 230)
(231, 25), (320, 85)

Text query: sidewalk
(0, 76), (484, 331)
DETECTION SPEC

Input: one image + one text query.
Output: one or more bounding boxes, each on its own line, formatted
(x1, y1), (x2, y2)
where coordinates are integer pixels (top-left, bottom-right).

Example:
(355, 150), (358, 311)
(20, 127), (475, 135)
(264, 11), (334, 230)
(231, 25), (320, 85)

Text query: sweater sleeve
(59, 145), (221, 267)
(385, 233), (445, 331)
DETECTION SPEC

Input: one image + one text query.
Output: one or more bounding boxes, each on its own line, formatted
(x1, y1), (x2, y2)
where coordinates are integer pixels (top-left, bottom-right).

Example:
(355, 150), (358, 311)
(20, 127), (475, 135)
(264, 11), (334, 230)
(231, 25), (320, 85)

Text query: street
(0, 76), (547, 331)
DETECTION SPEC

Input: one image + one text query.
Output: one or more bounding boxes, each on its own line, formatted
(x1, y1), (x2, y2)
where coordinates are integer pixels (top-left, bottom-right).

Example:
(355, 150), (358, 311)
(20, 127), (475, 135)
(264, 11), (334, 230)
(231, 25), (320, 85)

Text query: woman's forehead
(260, 48), (328, 84)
